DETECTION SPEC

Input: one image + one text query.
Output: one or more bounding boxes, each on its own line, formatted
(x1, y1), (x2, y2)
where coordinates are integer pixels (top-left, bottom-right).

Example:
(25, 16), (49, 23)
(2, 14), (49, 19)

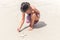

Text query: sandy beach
(0, 0), (60, 40)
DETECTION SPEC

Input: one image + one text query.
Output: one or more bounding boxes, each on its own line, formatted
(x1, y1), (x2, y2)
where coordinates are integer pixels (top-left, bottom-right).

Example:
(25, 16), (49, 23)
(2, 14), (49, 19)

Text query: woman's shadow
(33, 21), (47, 29)
(20, 21), (47, 32)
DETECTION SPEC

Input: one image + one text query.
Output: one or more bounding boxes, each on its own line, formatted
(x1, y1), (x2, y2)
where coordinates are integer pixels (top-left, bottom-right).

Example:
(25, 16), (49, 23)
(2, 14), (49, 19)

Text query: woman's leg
(29, 13), (38, 30)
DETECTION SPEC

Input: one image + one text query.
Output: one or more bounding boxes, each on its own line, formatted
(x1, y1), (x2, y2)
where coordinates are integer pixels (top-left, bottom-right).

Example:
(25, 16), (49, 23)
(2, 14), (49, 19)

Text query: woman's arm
(31, 6), (40, 15)
(18, 13), (25, 29)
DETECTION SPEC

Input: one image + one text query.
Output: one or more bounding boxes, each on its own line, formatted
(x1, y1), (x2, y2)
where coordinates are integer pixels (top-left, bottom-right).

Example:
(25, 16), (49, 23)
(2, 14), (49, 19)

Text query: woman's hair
(20, 2), (30, 12)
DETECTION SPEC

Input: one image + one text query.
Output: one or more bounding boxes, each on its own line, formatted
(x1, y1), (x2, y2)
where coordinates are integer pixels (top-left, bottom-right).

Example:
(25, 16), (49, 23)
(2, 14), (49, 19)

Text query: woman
(17, 2), (40, 32)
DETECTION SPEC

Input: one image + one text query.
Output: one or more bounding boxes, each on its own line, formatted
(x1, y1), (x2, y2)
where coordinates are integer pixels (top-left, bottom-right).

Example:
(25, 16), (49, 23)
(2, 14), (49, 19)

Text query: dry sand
(0, 0), (60, 40)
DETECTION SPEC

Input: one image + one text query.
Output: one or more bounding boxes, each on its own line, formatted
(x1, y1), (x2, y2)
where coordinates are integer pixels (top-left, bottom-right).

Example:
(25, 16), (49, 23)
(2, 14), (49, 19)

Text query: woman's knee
(31, 14), (36, 19)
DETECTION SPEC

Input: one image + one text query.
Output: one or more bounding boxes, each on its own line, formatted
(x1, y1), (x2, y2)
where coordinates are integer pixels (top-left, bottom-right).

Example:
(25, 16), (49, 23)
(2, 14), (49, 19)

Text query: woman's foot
(28, 27), (33, 31)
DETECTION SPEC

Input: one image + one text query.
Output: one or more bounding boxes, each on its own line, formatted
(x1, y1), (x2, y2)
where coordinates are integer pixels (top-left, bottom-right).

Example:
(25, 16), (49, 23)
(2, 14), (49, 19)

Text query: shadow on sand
(20, 21), (47, 32)
(33, 21), (47, 29)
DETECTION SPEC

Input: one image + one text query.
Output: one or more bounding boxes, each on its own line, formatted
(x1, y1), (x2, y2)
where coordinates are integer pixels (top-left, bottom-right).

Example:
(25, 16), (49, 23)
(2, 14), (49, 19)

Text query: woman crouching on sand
(17, 2), (40, 32)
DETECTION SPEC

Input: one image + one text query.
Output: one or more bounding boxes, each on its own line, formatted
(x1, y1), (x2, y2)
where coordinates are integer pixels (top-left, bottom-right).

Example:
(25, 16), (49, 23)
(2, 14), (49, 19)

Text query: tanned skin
(17, 5), (40, 32)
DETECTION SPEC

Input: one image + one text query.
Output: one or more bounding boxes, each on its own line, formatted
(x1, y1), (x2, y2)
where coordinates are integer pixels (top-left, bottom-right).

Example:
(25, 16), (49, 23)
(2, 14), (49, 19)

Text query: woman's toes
(28, 27), (33, 31)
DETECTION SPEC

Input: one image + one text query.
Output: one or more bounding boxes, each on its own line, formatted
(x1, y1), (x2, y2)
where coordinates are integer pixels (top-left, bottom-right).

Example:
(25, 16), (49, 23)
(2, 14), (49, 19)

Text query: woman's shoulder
(30, 5), (36, 9)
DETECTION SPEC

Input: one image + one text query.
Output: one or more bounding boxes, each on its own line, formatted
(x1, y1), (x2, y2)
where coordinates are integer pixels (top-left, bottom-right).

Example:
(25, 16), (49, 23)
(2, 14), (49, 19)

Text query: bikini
(26, 12), (40, 24)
